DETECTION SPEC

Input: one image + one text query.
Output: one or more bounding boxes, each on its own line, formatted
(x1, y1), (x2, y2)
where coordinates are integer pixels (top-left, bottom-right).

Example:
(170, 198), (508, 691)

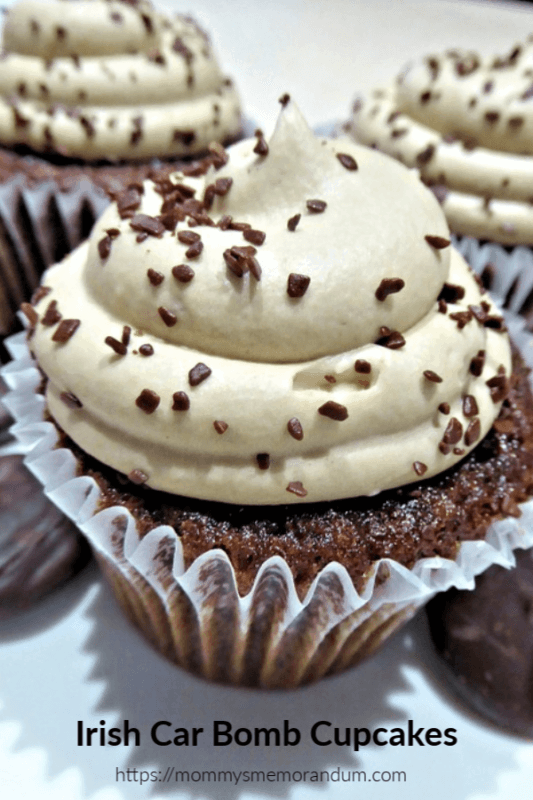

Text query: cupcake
(0, 0), (242, 345)
(347, 36), (533, 246)
(7, 98), (533, 687)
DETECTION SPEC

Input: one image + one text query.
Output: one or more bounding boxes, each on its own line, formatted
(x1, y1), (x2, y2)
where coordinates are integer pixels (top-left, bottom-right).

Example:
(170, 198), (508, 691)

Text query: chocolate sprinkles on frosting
(189, 362), (212, 386)
(135, 389), (160, 414)
(172, 264), (195, 283)
(425, 234), (451, 249)
(214, 420), (228, 434)
(287, 273), (310, 298)
(318, 401), (349, 421)
(158, 306), (177, 327)
(172, 391), (190, 411)
(413, 461), (427, 476)
(52, 319), (80, 343)
(286, 481), (308, 497)
(336, 153), (358, 171)
(375, 277), (405, 301)
(306, 199), (327, 213)
(287, 214), (301, 231)
(105, 336), (127, 355)
(423, 370), (442, 383)
(256, 453), (270, 470)
(287, 418), (304, 440)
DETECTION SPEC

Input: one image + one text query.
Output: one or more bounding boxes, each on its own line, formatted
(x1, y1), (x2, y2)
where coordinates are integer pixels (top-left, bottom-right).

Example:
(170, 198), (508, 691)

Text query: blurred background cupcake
(0, 0), (243, 351)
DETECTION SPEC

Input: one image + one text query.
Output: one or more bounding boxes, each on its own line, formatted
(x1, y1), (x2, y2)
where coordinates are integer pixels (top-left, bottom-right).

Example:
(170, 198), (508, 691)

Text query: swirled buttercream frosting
(0, 0), (241, 161)
(28, 99), (511, 504)
(349, 37), (533, 244)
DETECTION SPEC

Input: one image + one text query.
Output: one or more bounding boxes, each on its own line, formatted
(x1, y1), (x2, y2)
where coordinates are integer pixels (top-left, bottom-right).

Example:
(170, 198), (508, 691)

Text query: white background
(2, 1), (533, 799)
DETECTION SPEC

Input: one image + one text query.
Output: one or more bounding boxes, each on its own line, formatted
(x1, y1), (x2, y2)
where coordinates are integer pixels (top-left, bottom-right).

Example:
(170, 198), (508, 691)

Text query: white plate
(1, 563), (532, 800)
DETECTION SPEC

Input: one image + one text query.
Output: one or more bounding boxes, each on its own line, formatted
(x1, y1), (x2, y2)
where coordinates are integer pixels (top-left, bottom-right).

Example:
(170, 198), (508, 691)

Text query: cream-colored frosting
(349, 38), (533, 244)
(30, 101), (511, 505)
(0, 0), (241, 161)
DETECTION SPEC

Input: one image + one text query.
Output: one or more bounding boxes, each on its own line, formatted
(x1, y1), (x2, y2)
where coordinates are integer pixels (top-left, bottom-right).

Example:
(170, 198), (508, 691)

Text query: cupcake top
(27, 99), (511, 505)
(0, 0), (241, 161)
(349, 37), (533, 244)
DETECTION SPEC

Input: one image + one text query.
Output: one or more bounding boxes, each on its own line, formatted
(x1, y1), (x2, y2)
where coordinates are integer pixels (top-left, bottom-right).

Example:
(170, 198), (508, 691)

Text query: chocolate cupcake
(6, 99), (533, 687)
(0, 0), (242, 346)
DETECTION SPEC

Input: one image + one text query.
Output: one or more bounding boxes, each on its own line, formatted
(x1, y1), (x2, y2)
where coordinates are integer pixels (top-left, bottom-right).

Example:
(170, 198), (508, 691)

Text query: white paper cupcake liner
(0, 174), (108, 341)
(3, 286), (533, 689)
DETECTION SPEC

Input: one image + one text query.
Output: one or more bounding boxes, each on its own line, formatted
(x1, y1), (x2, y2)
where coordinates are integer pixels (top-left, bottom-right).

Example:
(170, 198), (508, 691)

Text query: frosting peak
(30, 102), (511, 505)
(0, 0), (241, 161)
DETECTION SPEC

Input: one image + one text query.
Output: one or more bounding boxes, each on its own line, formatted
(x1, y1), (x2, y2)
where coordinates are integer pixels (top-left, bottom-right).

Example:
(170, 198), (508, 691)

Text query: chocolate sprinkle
(139, 344), (154, 356)
(158, 307), (177, 327)
(184, 240), (203, 259)
(486, 374), (509, 403)
(243, 229), (266, 246)
(375, 277), (405, 301)
(172, 264), (195, 283)
(355, 359), (371, 374)
(105, 336), (127, 356)
(42, 300), (61, 326)
(60, 391), (82, 409)
(425, 234), (451, 249)
(318, 401), (349, 421)
(128, 469), (148, 485)
(287, 273), (310, 298)
(147, 268), (164, 286)
(287, 418), (304, 440)
(375, 330), (406, 349)
(287, 214), (301, 231)
(279, 93), (290, 106)
(177, 230), (200, 245)
(463, 395), (479, 417)
(464, 418), (481, 446)
(122, 326), (131, 346)
(189, 363), (211, 386)
(443, 417), (463, 445)
(286, 481), (307, 498)
(413, 461), (427, 476)
(253, 129), (269, 156)
(306, 199), (327, 213)
(438, 283), (465, 303)
(52, 319), (80, 343)
(256, 453), (270, 470)
(470, 350), (485, 377)
(336, 153), (358, 171)
(438, 402), (450, 414)
(98, 235), (112, 260)
(31, 285), (51, 306)
(130, 214), (165, 238)
(172, 391), (190, 411)
(424, 370), (443, 383)
(214, 420), (228, 434)
(135, 389), (160, 414)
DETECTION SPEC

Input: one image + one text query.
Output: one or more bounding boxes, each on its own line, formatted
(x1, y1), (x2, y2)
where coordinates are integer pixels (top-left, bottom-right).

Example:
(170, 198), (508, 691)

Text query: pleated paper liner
(4, 304), (533, 688)
(0, 174), (108, 355)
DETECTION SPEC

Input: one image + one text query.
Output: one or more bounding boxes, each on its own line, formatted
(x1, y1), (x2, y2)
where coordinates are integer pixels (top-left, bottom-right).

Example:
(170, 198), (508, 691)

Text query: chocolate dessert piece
(0, 383), (90, 612)
(426, 548), (533, 736)
(0, 453), (91, 613)
(67, 349), (533, 599)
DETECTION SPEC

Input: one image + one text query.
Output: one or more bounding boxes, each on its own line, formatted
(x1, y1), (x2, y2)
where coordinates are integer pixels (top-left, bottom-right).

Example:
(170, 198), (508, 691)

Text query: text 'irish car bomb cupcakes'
(0, 0), (242, 346)
(348, 36), (533, 246)
(7, 98), (533, 687)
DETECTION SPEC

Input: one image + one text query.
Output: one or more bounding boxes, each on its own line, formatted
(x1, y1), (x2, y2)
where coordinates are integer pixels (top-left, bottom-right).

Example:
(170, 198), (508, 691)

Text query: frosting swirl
(0, 0), (241, 161)
(29, 101), (511, 505)
(349, 38), (533, 244)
